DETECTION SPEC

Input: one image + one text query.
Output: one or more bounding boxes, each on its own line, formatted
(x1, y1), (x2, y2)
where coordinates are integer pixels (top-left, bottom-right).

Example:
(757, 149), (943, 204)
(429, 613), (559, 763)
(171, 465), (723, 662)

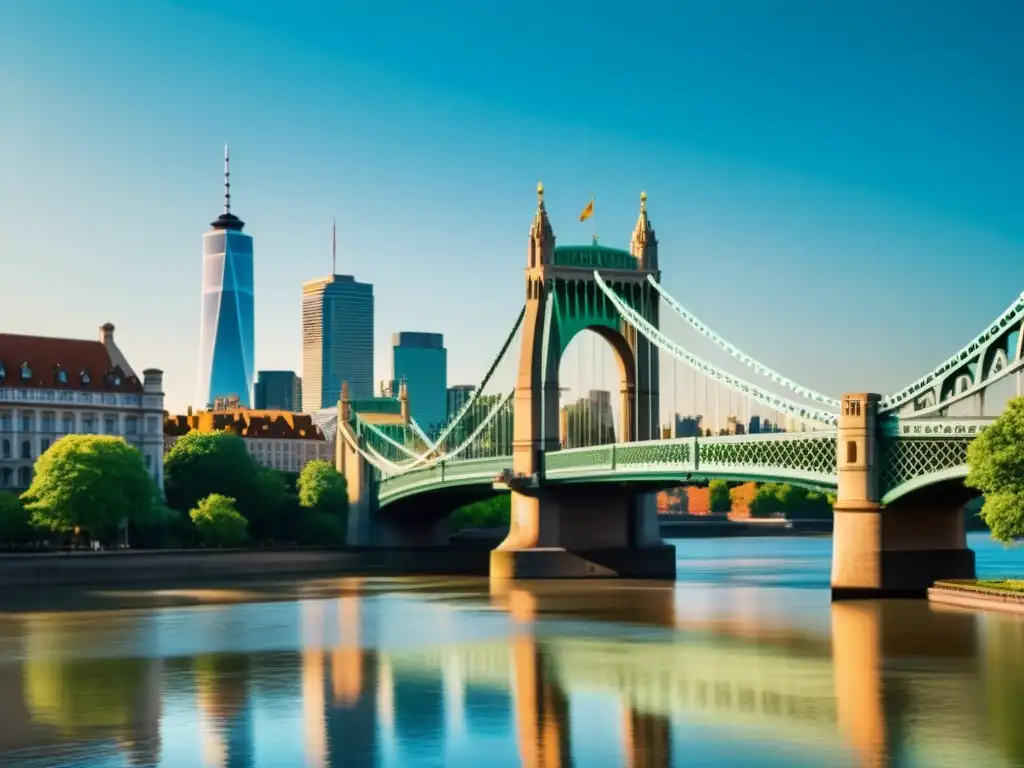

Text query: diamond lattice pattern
(698, 436), (837, 477)
(880, 438), (970, 494)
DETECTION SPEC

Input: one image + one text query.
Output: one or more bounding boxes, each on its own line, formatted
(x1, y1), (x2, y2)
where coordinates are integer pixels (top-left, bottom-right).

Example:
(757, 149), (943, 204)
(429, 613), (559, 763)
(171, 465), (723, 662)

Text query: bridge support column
(492, 487), (676, 579)
(831, 394), (975, 599)
(622, 707), (672, 768)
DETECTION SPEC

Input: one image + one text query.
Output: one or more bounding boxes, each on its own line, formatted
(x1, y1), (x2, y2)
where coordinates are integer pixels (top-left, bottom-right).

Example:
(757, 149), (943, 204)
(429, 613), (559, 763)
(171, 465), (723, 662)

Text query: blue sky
(1, 0), (1022, 413)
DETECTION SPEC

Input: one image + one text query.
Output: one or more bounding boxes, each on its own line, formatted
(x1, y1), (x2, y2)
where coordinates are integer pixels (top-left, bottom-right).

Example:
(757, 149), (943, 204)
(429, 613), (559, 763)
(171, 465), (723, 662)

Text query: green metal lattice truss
(375, 418), (996, 509)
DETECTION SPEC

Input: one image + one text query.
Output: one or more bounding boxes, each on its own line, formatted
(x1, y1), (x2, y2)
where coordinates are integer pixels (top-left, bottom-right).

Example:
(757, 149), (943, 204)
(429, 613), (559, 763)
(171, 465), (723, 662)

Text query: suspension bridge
(313, 184), (1024, 596)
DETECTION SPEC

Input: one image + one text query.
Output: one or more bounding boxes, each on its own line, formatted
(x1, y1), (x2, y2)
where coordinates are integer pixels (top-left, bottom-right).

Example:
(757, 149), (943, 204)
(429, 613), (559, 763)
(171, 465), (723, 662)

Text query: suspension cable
(648, 275), (841, 409)
(595, 273), (838, 426)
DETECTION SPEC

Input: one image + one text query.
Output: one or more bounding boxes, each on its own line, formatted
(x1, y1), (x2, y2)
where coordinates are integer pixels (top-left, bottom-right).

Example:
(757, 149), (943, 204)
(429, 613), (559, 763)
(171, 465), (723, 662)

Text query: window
(20, 440), (31, 459)
(16, 466), (31, 487)
(20, 413), (32, 432)
(56, 368), (68, 384)
(1, 439), (9, 459)
(0, 468), (10, 487)
(147, 416), (159, 434)
(0, 362), (5, 381)
(80, 370), (91, 385)
(0, 412), (10, 431)
(125, 416), (138, 435)
(62, 414), (74, 433)
(20, 363), (31, 380)
(846, 441), (858, 464)
(844, 399), (861, 418)
(82, 416), (95, 433)
(41, 413), (55, 432)
(144, 453), (152, 470)
(40, 438), (49, 453)
(104, 417), (116, 434)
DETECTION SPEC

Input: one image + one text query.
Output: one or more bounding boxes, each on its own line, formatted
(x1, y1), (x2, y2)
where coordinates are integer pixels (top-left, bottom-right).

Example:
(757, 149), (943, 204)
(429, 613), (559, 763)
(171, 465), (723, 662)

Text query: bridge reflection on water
(0, 577), (1021, 767)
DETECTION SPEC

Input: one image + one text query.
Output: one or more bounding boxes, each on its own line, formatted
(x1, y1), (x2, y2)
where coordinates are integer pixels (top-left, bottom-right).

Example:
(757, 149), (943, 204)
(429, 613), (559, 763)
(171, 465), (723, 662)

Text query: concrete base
(490, 544), (676, 580)
(832, 548), (976, 600)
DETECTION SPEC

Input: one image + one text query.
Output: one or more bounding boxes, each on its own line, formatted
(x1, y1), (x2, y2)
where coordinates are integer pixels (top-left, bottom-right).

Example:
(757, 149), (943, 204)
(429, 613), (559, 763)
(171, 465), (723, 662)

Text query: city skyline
(2, 1), (1023, 413)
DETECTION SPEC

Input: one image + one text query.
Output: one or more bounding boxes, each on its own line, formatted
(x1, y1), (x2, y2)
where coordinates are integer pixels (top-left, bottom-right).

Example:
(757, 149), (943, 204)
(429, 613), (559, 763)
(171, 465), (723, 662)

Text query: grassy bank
(934, 579), (1024, 596)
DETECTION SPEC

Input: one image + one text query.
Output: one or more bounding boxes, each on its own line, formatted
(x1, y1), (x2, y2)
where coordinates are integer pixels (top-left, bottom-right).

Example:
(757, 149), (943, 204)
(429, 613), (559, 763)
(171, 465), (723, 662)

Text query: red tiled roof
(0, 333), (142, 393)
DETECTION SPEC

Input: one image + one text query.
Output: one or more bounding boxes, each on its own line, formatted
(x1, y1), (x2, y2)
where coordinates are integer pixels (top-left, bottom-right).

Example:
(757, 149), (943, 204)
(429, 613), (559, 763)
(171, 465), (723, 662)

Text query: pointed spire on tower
(630, 191), (658, 270)
(211, 144), (245, 231)
(224, 143), (232, 214)
(528, 181), (555, 267)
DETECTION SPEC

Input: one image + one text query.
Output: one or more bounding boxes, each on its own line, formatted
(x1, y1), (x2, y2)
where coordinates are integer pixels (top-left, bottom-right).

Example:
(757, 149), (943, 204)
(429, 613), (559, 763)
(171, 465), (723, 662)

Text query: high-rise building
(302, 275), (374, 411)
(197, 145), (255, 408)
(391, 332), (447, 434)
(446, 385), (474, 421)
(254, 370), (301, 411)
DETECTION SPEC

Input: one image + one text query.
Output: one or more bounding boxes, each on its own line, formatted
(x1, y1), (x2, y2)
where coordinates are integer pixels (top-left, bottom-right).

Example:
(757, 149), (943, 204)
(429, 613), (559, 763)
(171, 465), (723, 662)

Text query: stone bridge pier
(831, 393), (976, 598)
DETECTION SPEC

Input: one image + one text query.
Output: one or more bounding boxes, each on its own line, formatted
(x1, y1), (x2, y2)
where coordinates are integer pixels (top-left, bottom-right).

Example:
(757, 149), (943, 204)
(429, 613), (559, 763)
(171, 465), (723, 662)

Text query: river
(0, 532), (1020, 767)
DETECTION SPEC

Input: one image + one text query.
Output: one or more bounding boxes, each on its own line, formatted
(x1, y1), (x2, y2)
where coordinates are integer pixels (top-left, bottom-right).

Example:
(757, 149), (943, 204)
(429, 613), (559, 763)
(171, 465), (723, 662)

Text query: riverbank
(0, 547), (492, 588)
(659, 515), (833, 538)
(928, 579), (1024, 616)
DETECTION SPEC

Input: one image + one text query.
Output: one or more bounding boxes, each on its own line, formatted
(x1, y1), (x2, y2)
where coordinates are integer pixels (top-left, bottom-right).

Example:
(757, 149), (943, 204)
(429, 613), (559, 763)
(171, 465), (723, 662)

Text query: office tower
(446, 385), (474, 420)
(254, 370), (301, 411)
(302, 275), (374, 411)
(197, 145), (255, 408)
(391, 332), (447, 433)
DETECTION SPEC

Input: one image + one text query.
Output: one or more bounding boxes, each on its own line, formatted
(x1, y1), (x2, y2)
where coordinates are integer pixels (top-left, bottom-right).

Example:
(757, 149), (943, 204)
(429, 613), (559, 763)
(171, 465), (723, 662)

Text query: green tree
(450, 495), (510, 532)
(708, 479), (732, 514)
(966, 397), (1024, 543)
(190, 494), (249, 548)
(22, 435), (156, 542)
(296, 460), (349, 546)
(0, 491), (32, 544)
(747, 482), (782, 518)
(164, 431), (259, 516)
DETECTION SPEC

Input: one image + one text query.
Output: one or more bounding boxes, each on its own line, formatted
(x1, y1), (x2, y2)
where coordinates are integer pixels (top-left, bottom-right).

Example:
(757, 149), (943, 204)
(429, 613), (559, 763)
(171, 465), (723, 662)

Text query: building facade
(391, 332), (447, 434)
(165, 408), (329, 474)
(446, 385), (474, 421)
(0, 323), (166, 492)
(254, 370), (301, 411)
(197, 145), (255, 408)
(301, 274), (374, 411)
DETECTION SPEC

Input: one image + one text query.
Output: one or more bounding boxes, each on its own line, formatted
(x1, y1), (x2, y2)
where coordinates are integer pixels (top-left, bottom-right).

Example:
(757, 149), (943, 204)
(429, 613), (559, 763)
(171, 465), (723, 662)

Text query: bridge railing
(545, 432), (838, 487)
(377, 456), (512, 502)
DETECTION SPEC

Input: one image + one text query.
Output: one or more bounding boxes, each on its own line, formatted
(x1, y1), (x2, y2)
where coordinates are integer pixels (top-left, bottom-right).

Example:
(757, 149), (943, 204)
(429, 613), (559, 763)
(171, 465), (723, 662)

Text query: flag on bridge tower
(579, 197), (594, 222)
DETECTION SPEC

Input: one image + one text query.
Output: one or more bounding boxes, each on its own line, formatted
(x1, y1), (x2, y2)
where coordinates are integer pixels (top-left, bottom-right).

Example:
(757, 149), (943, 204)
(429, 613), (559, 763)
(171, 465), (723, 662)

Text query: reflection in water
(0, 536), (1020, 766)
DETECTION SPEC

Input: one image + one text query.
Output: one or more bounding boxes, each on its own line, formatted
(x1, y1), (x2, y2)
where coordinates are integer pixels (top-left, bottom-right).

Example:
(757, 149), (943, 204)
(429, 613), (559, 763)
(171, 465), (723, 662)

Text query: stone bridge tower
(492, 185), (675, 580)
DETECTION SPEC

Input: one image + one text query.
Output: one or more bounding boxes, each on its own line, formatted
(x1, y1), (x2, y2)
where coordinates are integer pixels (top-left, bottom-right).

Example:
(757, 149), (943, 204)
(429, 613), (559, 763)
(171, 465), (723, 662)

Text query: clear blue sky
(1, 0), (1022, 414)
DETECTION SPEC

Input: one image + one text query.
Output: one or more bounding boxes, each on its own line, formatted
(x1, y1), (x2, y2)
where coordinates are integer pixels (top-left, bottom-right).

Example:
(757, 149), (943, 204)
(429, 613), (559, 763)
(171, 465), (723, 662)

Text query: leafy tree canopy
(967, 398), (1024, 543)
(0, 491), (32, 543)
(164, 431), (259, 514)
(22, 435), (155, 540)
(708, 479), (732, 513)
(297, 460), (347, 514)
(190, 493), (249, 548)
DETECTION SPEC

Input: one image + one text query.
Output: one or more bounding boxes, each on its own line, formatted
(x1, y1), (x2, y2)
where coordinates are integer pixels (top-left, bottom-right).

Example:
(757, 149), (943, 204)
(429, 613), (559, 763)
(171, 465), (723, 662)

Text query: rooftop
(0, 332), (141, 393)
(165, 409), (326, 441)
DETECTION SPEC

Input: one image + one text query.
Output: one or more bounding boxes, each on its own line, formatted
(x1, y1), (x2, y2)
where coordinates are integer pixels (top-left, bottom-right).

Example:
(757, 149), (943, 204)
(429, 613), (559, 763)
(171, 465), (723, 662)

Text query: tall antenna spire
(223, 143), (231, 214)
(332, 218), (337, 275)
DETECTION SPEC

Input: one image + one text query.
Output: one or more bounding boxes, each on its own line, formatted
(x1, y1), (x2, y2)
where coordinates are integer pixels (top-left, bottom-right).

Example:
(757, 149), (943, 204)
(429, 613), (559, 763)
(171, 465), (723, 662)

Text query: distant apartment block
(254, 370), (301, 411)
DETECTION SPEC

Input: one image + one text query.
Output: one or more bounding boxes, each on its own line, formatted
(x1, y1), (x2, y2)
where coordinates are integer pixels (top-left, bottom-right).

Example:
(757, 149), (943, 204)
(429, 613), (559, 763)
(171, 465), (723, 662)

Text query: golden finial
(640, 190), (647, 211)
(537, 181), (544, 201)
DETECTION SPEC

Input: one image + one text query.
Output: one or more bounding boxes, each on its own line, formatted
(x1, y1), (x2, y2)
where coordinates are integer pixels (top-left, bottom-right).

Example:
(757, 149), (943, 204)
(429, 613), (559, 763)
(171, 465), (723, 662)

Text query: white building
(0, 323), (165, 492)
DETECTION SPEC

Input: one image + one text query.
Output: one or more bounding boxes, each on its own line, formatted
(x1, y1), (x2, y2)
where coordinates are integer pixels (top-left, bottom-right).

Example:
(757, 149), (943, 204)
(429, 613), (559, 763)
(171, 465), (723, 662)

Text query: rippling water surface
(0, 533), (1022, 767)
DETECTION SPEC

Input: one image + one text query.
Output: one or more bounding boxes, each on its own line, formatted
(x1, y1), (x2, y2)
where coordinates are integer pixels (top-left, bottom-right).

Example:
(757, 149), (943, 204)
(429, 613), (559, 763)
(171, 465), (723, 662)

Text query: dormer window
(57, 370), (67, 384)
(20, 363), (31, 380)
(113, 376), (121, 386)
(0, 362), (5, 382)
(80, 370), (91, 385)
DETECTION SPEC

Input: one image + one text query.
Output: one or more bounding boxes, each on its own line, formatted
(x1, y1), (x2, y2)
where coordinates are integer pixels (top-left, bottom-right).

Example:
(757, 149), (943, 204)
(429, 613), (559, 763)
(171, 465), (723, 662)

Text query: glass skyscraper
(392, 332), (447, 433)
(197, 146), (255, 408)
(253, 370), (301, 411)
(302, 274), (374, 411)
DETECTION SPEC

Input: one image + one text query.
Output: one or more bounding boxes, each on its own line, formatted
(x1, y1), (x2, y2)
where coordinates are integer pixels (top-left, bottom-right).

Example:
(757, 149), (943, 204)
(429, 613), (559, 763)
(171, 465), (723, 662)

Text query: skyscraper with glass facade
(302, 274), (374, 411)
(197, 146), (255, 408)
(392, 332), (447, 434)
